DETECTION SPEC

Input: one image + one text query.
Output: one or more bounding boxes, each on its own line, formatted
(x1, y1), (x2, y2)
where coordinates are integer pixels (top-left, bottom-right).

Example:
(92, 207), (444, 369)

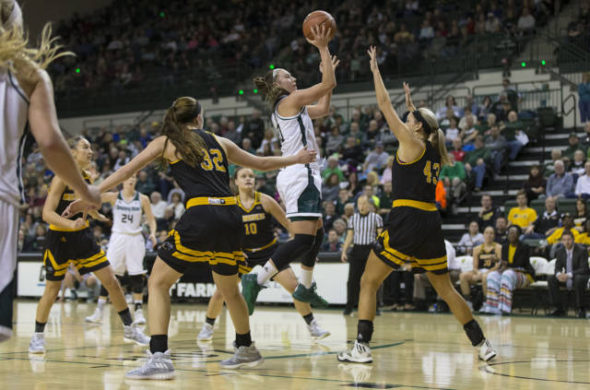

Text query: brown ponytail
(160, 97), (207, 167)
(253, 69), (289, 108)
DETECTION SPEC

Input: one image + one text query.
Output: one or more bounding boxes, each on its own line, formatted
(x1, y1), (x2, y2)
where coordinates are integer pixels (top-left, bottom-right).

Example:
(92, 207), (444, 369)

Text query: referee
(341, 195), (383, 315)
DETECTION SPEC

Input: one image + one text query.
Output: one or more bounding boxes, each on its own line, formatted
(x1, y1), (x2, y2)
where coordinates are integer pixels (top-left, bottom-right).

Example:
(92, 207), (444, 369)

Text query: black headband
(411, 110), (434, 135)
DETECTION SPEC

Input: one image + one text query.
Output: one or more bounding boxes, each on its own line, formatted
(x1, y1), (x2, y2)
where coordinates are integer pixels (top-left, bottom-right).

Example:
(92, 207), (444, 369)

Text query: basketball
(302, 10), (336, 41)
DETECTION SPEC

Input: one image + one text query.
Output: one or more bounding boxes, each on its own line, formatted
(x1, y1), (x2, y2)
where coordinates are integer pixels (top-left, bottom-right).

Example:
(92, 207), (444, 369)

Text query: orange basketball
(302, 10), (336, 41)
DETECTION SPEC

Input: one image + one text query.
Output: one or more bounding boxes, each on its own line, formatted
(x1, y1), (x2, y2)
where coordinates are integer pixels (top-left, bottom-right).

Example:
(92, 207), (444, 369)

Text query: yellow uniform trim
(77, 256), (107, 269)
(170, 159), (181, 165)
(43, 250), (69, 270)
(172, 251), (209, 263)
(392, 199), (437, 212)
(381, 231), (412, 260)
(237, 192), (260, 213)
(77, 251), (106, 264)
(49, 221), (89, 232)
(245, 238), (277, 253)
(186, 196), (237, 209)
(395, 147), (425, 166)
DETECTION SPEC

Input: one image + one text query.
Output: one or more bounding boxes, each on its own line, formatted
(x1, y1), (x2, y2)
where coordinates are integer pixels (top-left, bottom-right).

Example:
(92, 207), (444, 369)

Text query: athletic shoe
(219, 342), (264, 369)
(307, 319), (330, 340)
(28, 332), (46, 354)
(292, 283), (329, 308)
(197, 323), (214, 341)
(124, 325), (150, 346)
(241, 274), (265, 315)
(85, 307), (103, 323)
(336, 340), (373, 363)
(126, 350), (175, 380)
(134, 309), (146, 325)
(477, 339), (497, 362)
(125, 294), (133, 304)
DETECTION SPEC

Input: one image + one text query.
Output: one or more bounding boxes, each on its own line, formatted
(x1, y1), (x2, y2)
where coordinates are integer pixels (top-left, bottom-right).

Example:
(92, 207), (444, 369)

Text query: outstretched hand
(367, 46), (379, 73)
(320, 55), (340, 74)
(403, 82), (416, 112)
(306, 24), (332, 49)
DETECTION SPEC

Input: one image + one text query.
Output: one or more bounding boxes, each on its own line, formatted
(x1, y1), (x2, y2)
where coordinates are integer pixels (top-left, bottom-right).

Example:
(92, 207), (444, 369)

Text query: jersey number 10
(423, 161), (440, 185)
(244, 222), (257, 235)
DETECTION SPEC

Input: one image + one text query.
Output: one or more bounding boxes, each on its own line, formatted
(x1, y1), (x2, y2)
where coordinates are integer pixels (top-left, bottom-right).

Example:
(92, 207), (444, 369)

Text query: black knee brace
(301, 228), (324, 267)
(463, 319), (484, 346)
(129, 274), (145, 294)
(272, 234), (315, 271)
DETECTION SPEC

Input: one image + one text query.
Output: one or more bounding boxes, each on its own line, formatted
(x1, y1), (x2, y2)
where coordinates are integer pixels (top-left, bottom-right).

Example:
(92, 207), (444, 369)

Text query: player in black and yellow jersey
(197, 167), (330, 342)
(65, 97), (316, 379)
(28, 137), (149, 354)
(337, 47), (496, 364)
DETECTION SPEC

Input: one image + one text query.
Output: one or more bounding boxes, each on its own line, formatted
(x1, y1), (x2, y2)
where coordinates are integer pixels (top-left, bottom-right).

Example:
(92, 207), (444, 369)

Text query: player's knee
(45, 280), (62, 294)
(129, 274), (145, 294)
(217, 283), (240, 301)
(360, 272), (379, 292)
(272, 234), (315, 270)
(300, 228), (324, 267)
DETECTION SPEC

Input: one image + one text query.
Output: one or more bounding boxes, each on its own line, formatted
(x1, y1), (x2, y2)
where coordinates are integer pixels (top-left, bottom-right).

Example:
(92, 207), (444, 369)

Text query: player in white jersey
(0, 0), (100, 342)
(86, 175), (156, 325)
(242, 25), (338, 314)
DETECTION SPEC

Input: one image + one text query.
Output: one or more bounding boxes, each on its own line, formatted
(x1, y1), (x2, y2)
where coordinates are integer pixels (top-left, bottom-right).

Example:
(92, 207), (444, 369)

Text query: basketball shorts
(374, 205), (448, 274)
(43, 227), (110, 281)
(158, 198), (245, 276)
(239, 241), (279, 274)
(0, 200), (19, 334)
(107, 233), (146, 276)
(277, 165), (322, 220)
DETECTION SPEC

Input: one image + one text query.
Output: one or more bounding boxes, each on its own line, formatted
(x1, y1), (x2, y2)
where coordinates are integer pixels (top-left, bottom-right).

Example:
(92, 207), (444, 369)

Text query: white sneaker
(219, 342), (264, 369)
(134, 309), (146, 325)
(124, 325), (150, 346)
(85, 307), (103, 323)
(337, 340), (373, 363)
(478, 339), (497, 362)
(125, 294), (133, 304)
(126, 350), (175, 380)
(197, 323), (214, 341)
(28, 332), (46, 354)
(307, 319), (330, 341)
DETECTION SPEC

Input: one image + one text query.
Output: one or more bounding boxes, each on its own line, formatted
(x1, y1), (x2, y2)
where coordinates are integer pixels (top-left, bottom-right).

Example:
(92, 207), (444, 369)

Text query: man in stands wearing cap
(563, 132), (587, 162)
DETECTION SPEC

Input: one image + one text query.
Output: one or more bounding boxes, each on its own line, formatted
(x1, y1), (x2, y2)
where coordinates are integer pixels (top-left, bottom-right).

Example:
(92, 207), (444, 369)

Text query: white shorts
(277, 165), (322, 219)
(0, 200), (18, 339)
(106, 233), (146, 276)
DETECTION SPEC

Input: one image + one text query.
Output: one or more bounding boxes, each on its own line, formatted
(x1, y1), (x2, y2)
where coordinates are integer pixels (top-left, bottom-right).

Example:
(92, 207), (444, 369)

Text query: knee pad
(301, 228), (324, 267)
(272, 234), (315, 271)
(129, 274), (145, 294)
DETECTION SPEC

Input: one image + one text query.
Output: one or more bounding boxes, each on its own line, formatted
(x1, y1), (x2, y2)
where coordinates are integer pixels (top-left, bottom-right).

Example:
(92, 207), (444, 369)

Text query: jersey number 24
(423, 161), (440, 184)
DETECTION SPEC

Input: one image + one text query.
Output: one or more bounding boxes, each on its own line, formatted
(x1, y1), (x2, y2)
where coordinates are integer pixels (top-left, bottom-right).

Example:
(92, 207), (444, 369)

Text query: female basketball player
(197, 167), (329, 342)
(337, 47), (496, 364)
(0, 1), (100, 342)
(85, 175), (157, 325)
(65, 97), (316, 379)
(29, 137), (148, 354)
(241, 25), (338, 314)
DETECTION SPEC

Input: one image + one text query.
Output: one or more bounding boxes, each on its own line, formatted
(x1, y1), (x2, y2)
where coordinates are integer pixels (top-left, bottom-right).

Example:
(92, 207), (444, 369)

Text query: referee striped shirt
(347, 212), (383, 245)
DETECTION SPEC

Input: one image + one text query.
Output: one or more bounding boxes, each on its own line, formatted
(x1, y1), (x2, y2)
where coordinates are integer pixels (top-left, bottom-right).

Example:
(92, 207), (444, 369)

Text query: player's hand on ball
(306, 25), (331, 48)
(295, 148), (317, 164)
(367, 46), (379, 73)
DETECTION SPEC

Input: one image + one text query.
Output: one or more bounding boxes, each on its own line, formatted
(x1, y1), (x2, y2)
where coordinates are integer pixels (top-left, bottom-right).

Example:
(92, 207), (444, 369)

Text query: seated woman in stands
(459, 226), (502, 310)
(480, 225), (534, 314)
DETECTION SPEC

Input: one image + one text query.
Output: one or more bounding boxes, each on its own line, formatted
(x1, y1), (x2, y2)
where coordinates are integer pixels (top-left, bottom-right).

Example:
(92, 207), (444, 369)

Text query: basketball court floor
(2, 300), (590, 389)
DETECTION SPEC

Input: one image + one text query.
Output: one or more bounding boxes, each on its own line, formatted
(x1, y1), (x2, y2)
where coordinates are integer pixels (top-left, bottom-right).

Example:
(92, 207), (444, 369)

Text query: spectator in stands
(326, 126), (344, 155)
(378, 181), (393, 219)
(508, 190), (538, 230)
(22, 224), (47, 253)
(341, 136), (364, 166)
(167, 192), (185, 220)
(575, 219), (590, 246)
(336, 188), (352, 216)
(484, 125), (506, 174)
(481, 225), (533, 314)
(450, 138), (466, 162)
(363, 142), (388, 172)
(479, 96), (494, 120)
(570, 150), (587, 176)
(460, 226), (502, 309)
(150, 191), (168, 220)
(439, 153), (466, 207)
(495, 216), (509, 243)
(579, 73), (590, 125)
(563, 132), (587, 161)
(445, 117), (461, 145)
(524, 196), (559, 239)
(582, 123), (590, 148)
(321, 229), (342, 253)
(459, 107), (477, 134)
(546, 160), (575, 199)
(477, 194), (501, 230)
(413, 240), (460, 311)
(322, 155), (345, 183)
(380, 156), (394, 184)
(457, 221), (484, 255)
(500, 110), (525, 160)
(543, 149), (563, 177)
(575, 161), (590, 199)
(517, 7), (536, 34)
(547, 213), (580, 248)
(136, 170), (155, 195)
(323, 201), (337, 231)
(241, 138), (256, 154)
(547, 230), (589, 318)
(464, 135), (490, 191)
(436, 95), (462, 120)
(573, 198), (589, 231)
(113, 148), (130, 171)
(522, 165), (546, 201)
(322, 173), (341, 202)
(243, 109), (265, 149)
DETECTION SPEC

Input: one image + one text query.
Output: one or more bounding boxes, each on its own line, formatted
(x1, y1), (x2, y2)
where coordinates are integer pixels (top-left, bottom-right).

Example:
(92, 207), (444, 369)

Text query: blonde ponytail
(430, 128), (450, 166)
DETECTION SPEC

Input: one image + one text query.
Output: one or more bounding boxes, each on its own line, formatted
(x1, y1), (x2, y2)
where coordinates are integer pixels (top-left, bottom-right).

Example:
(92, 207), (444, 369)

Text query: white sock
(300, 269), (313, 288)
(257, 262), (278, 285)
(97, 297), (107, 310)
